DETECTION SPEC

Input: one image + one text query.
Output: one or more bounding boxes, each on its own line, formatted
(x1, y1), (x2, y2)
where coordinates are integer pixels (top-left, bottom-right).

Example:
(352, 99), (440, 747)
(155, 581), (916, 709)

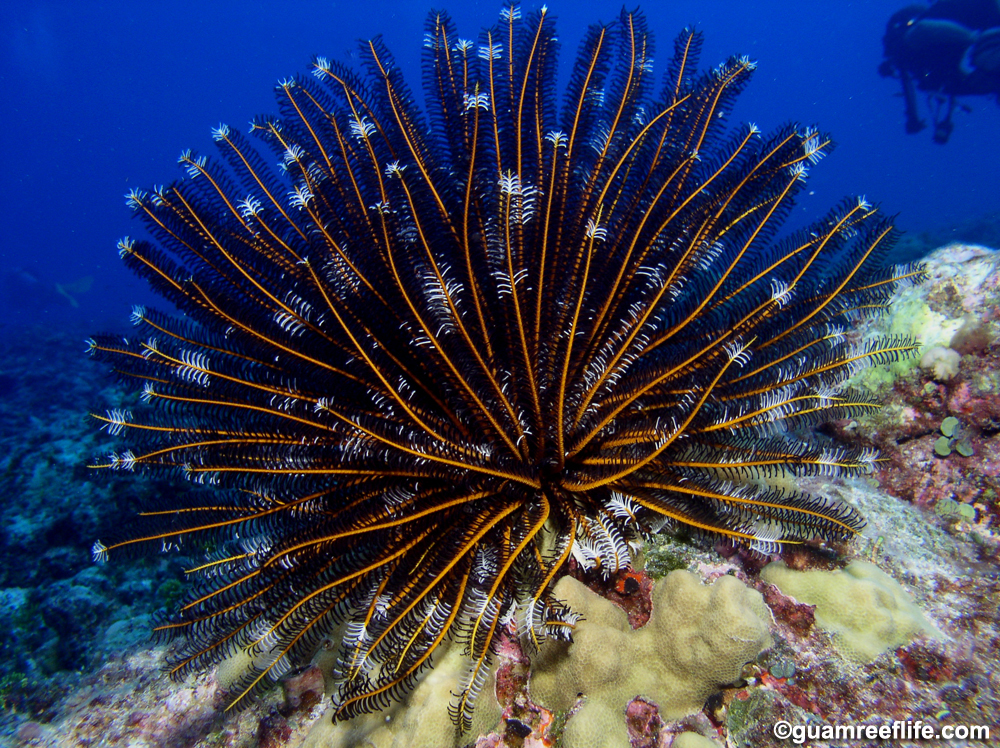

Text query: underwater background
(2, 0), (998, 340)
(0, 1), (998, 746)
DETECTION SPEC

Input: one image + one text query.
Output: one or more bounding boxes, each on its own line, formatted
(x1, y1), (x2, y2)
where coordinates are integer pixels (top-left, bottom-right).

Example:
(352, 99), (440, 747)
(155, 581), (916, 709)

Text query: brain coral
(761, 560), (940, 662)
(530, 571), (772, 747)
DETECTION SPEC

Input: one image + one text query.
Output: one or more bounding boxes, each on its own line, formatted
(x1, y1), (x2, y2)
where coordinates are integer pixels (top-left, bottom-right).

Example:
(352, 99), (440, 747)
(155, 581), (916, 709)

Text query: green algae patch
(726, 687), (822, 748)
(642, 534), (696, 578)
(940, 416), (960, 437)
(761, 560), (940, 662)
(848, 289), (960, 393)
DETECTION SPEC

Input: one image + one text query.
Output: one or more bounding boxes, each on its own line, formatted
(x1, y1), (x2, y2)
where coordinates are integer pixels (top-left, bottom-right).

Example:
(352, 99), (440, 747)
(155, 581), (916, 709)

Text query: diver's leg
(933, 94), (956, 142)
(902, 70), (927, 133)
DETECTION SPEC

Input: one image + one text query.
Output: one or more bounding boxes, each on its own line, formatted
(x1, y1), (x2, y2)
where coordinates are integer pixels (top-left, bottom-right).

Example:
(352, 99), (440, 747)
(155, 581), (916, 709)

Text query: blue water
(1, 0), (997, 340)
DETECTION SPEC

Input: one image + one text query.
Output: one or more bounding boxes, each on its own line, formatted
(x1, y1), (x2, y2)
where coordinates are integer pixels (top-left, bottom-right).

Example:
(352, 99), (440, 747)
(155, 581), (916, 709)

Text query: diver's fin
(54, 284), (80, 308)
(969, 28), (1000, 73)
(61, 275), (94, 294)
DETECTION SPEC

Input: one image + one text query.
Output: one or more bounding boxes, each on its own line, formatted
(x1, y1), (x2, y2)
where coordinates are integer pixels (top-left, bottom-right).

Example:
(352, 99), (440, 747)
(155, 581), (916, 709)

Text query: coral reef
(0, 327), (189, 728)
(836, 243), (1000, 544)
(741, 471), (999, 745)
(6, 647), (326, 748)
(3, 241), (1000, 745)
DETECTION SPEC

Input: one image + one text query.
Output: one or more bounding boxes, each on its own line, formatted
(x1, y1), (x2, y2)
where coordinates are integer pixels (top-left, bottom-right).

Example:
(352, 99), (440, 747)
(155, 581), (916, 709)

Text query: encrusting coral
(528, 572), (773, 747)
(673, 731), (724, 748)
(760, 560), (940, 663)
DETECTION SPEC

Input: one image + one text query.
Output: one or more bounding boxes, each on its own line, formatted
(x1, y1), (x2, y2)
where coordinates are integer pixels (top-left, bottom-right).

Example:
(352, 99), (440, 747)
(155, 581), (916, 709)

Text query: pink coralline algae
(760, 583), (816, 640)
(580, 566), (656, 630)
(624, 697), (663, 748)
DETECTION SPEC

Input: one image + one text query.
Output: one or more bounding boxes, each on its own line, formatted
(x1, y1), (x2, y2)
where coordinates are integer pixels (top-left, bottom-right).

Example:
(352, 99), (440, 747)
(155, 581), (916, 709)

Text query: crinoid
(87, 3), (923, 732)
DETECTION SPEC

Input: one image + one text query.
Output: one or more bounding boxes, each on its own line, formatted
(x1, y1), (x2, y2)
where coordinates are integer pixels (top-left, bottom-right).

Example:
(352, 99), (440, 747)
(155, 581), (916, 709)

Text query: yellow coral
(300, 640), (500, 748)
(673, 732), (724, 748)
(760, 560), (941, 662)
(530, 572), (772, 747)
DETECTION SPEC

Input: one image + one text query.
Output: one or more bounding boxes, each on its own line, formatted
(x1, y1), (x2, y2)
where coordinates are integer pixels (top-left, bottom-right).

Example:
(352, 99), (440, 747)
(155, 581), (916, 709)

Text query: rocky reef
(3, 243), (999, 747)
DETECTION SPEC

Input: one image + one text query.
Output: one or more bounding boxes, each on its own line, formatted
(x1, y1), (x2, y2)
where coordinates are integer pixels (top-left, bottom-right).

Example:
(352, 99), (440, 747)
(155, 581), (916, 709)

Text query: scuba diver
(879, 0), (1000, 142)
